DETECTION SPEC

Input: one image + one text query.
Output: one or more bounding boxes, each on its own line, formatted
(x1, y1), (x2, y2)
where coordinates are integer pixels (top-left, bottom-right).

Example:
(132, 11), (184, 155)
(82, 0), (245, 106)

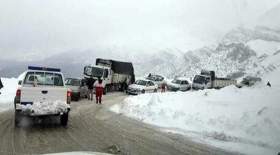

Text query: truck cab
(84, 65), (112, 85)
(84, 58), (135, 93)
(14, 66), (71, 127)
(192, 75), (211, 90)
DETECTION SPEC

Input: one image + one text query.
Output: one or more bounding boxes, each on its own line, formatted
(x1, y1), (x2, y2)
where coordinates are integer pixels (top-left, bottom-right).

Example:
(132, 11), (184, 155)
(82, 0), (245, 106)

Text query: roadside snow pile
(0, 78), (17, 112)
(111, 75), (280, 155)
(20, 100), (70, 115)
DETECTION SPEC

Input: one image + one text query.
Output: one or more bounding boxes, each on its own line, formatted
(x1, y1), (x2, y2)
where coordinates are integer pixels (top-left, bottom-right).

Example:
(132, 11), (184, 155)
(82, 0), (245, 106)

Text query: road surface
(0, 92), (238, 155)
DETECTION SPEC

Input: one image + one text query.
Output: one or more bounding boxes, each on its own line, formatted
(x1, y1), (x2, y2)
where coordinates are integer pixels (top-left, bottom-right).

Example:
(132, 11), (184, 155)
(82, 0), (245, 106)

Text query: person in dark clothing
(0, 78), (3, 90)
(0, 78), (3, 94)
(267, 81), (271, 87)
(86, 77), (95, 101)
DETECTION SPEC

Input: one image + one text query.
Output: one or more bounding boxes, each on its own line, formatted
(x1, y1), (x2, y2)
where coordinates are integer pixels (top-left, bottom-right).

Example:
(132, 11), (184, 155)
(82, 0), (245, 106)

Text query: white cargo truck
(83, 58), (135, 94)
(14, 66), (71, 127)
(192, 70), (237, 90)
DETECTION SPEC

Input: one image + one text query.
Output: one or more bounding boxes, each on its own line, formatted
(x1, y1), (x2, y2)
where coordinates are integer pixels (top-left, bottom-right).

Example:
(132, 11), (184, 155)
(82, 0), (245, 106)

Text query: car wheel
(14, 110), (21, 127)
(60, 113), (69, 127)
(154, 89), (157, 92)
(75, 93), (80, 101)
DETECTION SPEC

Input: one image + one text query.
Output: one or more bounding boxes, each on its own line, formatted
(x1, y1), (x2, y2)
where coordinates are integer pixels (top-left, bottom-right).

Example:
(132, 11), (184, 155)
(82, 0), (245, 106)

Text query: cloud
(0, 0), (279, 60)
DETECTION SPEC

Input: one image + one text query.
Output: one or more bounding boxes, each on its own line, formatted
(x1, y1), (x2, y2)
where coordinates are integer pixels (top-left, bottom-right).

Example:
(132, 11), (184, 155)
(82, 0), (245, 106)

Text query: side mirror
(18, 80), (22, 85)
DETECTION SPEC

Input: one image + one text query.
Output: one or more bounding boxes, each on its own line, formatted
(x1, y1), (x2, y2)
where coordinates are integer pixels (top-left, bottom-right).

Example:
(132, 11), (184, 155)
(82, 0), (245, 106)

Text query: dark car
(65, 78), (88, 101)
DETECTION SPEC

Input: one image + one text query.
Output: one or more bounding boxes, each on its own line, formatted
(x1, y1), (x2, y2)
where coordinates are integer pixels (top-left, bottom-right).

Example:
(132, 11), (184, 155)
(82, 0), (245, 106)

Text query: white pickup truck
(14, 66), (71, 127)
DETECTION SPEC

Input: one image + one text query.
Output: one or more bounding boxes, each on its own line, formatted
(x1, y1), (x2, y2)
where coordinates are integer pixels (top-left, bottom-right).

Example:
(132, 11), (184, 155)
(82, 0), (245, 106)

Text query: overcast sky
(0, 0), (279, 60)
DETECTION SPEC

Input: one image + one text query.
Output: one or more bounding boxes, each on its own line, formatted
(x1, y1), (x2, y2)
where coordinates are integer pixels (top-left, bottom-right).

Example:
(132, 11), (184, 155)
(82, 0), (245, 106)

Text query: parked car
(127, 79), (158, 95)
(167, 78), (191, 91)
(14, 66), (71, 127)
(236, 76), (262, 88)
(65, 78), (88, 101)
(146, 74), (165, 88)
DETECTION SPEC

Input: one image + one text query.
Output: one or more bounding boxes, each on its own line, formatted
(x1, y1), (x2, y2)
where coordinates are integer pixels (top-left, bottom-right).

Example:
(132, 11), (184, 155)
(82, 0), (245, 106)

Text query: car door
(80, 79), (87, 97)
(180, 81), (188, 91)
(146, 81), (156, 93)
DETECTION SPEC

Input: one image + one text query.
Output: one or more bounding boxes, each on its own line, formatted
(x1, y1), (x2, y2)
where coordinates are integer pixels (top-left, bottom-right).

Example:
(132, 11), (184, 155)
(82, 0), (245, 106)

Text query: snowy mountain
(1, 25), (280, 80)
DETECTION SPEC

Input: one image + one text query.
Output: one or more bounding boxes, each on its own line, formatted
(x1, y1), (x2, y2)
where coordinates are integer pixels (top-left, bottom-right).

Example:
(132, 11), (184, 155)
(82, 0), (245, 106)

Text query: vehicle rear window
(65, 79), (80, 86)
(24, 72), (64, 86)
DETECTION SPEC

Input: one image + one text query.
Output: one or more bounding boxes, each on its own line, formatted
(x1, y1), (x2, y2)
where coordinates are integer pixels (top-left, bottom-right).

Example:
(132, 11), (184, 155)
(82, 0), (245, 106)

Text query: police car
(14, 66), (71, 127)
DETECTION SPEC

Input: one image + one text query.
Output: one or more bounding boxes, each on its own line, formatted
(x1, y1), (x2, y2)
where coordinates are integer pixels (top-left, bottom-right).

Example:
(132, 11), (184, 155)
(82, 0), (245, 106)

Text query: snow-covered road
(0, 93), (234, 155)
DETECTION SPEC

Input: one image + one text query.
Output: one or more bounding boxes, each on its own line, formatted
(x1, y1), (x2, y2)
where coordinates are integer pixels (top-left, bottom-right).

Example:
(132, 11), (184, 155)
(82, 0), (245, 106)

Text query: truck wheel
(141, 90), (145, 94)
(103, 86), (108, 95)
(14, 111), (21, 127)
(75, 93), (80, 101)
(60, 113), (68, 127)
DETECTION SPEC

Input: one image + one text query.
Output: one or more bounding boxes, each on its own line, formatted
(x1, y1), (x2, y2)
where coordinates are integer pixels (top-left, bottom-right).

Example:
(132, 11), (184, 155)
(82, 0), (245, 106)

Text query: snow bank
(20, 100), (70, 115)
(111, 71), (280, 155)
(0, 78), (17, 112)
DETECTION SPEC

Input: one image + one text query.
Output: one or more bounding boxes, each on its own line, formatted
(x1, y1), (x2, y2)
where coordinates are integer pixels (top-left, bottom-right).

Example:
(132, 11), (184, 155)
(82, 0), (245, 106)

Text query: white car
(146, 74), (165, 88)
(14, 66), (71, 127)
(127, 79), (158, 95)
(167, 78), (191, 91)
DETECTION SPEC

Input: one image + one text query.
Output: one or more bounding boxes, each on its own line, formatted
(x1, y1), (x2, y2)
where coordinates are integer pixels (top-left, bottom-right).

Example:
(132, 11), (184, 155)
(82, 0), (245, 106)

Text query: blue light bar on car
(28, 66), (61, 72)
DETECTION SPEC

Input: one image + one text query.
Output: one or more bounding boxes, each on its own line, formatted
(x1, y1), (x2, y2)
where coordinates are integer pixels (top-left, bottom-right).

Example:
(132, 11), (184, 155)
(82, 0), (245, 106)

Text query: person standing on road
(86, 77), (95, 101)
(94, 77), (104, 104)
(267, 81), (271, 87)
(161, 81), (167, 92)
(0, 78), (3, 95)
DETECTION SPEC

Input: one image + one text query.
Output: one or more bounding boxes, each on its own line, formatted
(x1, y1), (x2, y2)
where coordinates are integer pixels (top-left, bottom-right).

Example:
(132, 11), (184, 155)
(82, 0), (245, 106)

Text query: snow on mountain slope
(138, 26), (280, 79)
(247, 39), (280, 56)
(111, 69), (280, 155)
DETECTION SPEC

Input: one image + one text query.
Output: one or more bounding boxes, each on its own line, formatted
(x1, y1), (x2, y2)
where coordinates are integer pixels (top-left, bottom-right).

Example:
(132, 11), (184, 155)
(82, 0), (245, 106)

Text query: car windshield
(92, 67), (104, 77)
(193, 75), (207, 84)
(24, 72), (64, 86)
(84, 66), (104, 77)
(172, 79), (181, 84)
(135, 80), (148, 86)
(146, 75), (164, 81)
(65, 79), (80, 86)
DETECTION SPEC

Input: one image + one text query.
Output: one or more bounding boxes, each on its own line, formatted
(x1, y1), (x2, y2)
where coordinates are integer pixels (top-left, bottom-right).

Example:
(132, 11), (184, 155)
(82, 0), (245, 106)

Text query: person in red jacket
(94, 77), (104, 104)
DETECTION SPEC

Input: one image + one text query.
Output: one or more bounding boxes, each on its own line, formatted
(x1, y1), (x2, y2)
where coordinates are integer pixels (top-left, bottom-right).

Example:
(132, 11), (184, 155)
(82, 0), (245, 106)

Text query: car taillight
(16, 89), (21, 97)
(15, 89), (21, 103)
(67, 90), (71, 104)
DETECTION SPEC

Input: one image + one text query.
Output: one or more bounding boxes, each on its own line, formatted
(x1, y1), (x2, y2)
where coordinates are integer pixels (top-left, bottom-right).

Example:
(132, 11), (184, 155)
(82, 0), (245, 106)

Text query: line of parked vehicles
(13, 58), (242, 127)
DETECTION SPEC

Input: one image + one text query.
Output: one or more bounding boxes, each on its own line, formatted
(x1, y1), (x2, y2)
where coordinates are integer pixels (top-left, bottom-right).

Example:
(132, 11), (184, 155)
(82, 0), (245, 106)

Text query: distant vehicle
(146, 74), (165, 87)
(127, 79), (158, 95)
(167, 77), (191, 91)
(65, 78), (88, 101)
(84, 58), (135, 94)
(192, 70), (237, 90)
(14, 66), (71, 127)
(236, 76), (262, 88)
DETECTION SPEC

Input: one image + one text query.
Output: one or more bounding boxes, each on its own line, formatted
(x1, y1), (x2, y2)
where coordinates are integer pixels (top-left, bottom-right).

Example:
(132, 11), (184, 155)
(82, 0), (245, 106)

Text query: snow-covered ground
(111, 70), (280, 155)
(0, 78), (17, 112)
